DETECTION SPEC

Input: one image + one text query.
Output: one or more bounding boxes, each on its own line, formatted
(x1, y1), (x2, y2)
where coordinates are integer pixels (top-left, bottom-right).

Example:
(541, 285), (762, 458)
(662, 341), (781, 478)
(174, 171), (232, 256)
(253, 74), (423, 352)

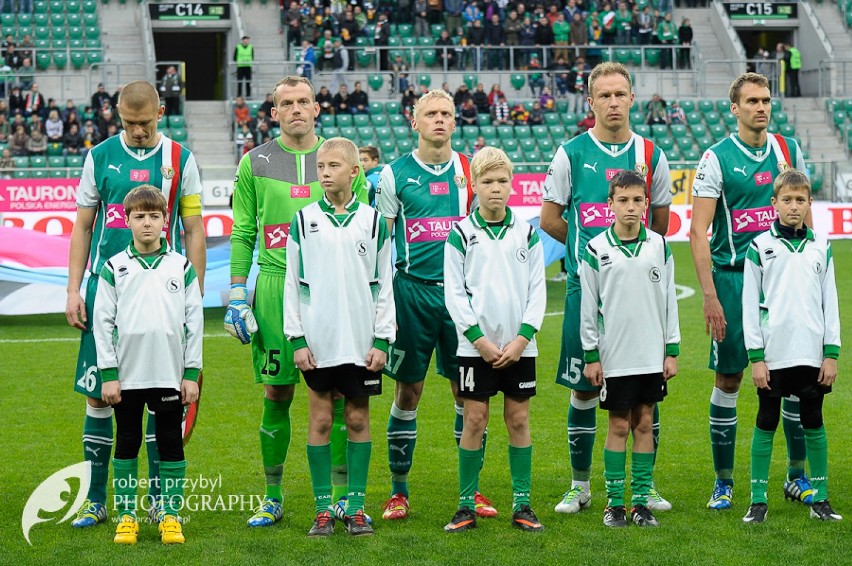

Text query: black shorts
(302, 364), (382, 399)
(599, 373), (666, 411)
(456, 357), (537, 399)
(758, 365), (832, 400)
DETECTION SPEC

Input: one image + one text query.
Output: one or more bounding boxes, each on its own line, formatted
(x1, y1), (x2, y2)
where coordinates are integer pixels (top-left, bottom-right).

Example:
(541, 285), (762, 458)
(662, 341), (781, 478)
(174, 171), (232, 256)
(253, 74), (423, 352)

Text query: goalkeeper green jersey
(76, 134), (202, 276)
(542, 131), (671, 282)
(375, 150), (474, 282)
(691, 133), (805, 269)
(230, 136), (368, 277)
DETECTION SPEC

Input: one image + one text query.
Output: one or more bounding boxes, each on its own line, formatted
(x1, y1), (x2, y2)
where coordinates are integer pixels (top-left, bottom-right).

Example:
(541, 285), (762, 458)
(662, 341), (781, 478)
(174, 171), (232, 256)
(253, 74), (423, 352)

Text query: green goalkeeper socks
(83, 405), (113, 505)
(604, 448), (626, 507)
(387, 402), (416, 498)
(160, 459), (187, 517)
(346, 440), (372, 513)
(260, 397), (292, 501)
(568, 396), (597, 483)
(749, 427), (775, 504)
(509, 444), (532, 512)
(330, 397), (348, 502)
(307, 443), (332, 514)
(113, 457), (138, 517)
(709, 387), (737, 485)
(805, 426), (829, 502)
(782, 397), (807, 480)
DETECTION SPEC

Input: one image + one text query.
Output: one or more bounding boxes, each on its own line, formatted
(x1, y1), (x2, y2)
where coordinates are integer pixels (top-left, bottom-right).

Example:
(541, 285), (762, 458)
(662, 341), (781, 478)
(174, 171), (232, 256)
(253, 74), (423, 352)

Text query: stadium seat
(515, 125), (531, 139)
(418, 74), (431, 87)
(67, 0), (82, 11)
(375, 126), (391, 139)
(496, 125), (513, 140)
(430, 23), (445, 38)
(629, 111), (643, 124)
(643, 48), (660, 66)
(70, 50), (85, 69)
(656, 137), (674, 152)
(36, 52), (51, 70)
(401, 37), (416, 48)
(397, 24), (413, 38)
(767, 123), (779, 134)
(66, 155), (84, 168)
(507, 150), (523, 162)
(515, 165), (529, 174)
(520, 138), (536, 151)
(670, 124), (687, 138)
(52, 38), (67, 50)
(451, 139), (466, 152)
(391, 126), (409, 138)
(770, 99), (782, 113)
(67, 13), (82, 27)
(322, 127), (340, 138)
(689, 124), (707, 138)
(170, 129), (187, 142)
(536, 139), (555, 152)
(368, 74), (383, 91)
(697, 99), (714, 113)
(87, 49), (102, 65)
(368, 101), (383, 115)
(531, 125), (548, 139)
(463, 74), (476, 90)
(418, 37), (434, 46)
(667, 145), (681, 160)
(84, 25), (99, 39)
(714, 99), (729, 112)
(83, 13), (98, 26)
(355, 49), (374, 68)
(379, 139), (395, 152)
(502, 139), (519, 151)
(548, 125), (565, 138)
(35, 26), (50, 39)
(397, 139), (413, 152)
(370, 114), (388, 127)
(524, 150), (541, 163)
(85, 38), (101, 49)
(462, 127), (480, 140)
(29, 155), (47, 168)
(696, 135), (714, 152)
(353, 114), (370, 127)
(335, 114), (352, 127)
(721, 111), (736, 126)
(168, 115), (185, 128)
(683, 149), (701, 162)
(633, 124), (650, 137)
(510, 74), (525, 91)
(651, 124), (668, 139)
(68, 27), (84, 40)
(50, 13), (66, 27)
(563, 112), (579, 126)
(48, 156), (66, 169)
(675, 135), (692, 151)
(678, 100), (695, 112)
(773, 111), (789, 125)
(703, 111), (721, 125)
(479, 125), (496, 139)
(478, 114), (491, 126)
(388, 37), (401, 47)
(53, 50), (67, 69)
(0, 14), (13, 26)
(544, 113), (560, 126)
(339, 126), (356, 139)
(779, 124), (796, 137)
(684, 111), (701, 126)
(629, 48), (642, 66)
(34, 13), (49, 26)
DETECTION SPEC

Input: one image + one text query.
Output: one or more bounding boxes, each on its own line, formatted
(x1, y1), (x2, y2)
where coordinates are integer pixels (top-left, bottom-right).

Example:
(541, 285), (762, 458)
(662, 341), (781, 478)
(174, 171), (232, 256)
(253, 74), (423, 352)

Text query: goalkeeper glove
(224, 283), (258, 344)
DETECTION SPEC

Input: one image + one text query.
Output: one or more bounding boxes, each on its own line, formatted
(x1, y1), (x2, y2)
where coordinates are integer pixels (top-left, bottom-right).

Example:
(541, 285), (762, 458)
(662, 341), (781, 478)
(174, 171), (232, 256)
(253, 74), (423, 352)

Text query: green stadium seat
(83, 13), (98, 26)
(391, 126), (409, 138)
(685, 112), (704, 126)
(33, 0), (49, 12)
(387, 37), (401, 47)
(643, 48), (660, 66)
(335, 114), (352, 127)
(339, 126), (356, 139)
(531, 125), (548, 139)
(356, 126), (375, 141)
(34, 13), (49, 26)
(510, 74), (525, 91)
(514, 165), (529, 174)
(463, 74), (476, 90)
(70, 50), (85, 69)
(833, 110), (847, 129)
(709, 124), (727, 141)
(507, 150), (523, 162)
(666, 145), (681, 161)
(524, 150), (541, 163)
(66, 155), (84, 168)
(67, 13), (82, 27)
(29, 156), (47, 168)
(496, 125), (513, 140)
(683, 148), (700, 162)
(402, 37), (416, 48)
(36, 51), (51, 70)
(628, 111), (643, 125)
(462, 126), (480, 140)
(698, 99), (714, 113)
(451, 139), (466, 152)
(703, 111), (721, 125)
(417, 73), (431, 87)
(2, 24), (16, 38)
(397, 24), (413, 37)
(53, 50), (67, 69)
(368, 101), (383, 115)
(52, 38), (67, 49)
(651, 124), (668, 139)
(773, 111), (789, 125)
(767, 123), (779, 134)
(85, 38), (101, 49)
(479, 126), (496, 139)
(501, 139), (519, 151)
(779, 124), (796, 137)
(514, 125), (531, 139)
(520, 138), (536, 151)
(48, 0), (63, 11)
(562, 112), (578, 126)
(418, 36), (434, 46)
(35, 26), (50, 39)
(48, 155), (66, 168)
(670, 124), (687, 138)
(370, 114), (388, 127)
(478, 114), (491, 126)
(548, 125), (565, 138)
(420, 49), (436, 67)
(35, 38), (50, 49)
(689, 124), (707, 138)
(84, 25), (99, 39)
(322, 127), (339, 138)
(0, 14), (13, 26)
(770, 99), (782, 113)
(87, 49), (102, 65)
(696, 135), (714, 152)
(715, 99), (729, 112)
(355, 37), (368, 47)
(614, 48), (631, 65)
(50, 13), (66, 27)
(678, 100), (695, 113)
(656, 137), (674, 152)
(374, 126), (391, 140)
(368, 74), (383, 91)
(543, 113), (561, 126)
(68, 27), (84, 40)
(633, 124), (650, 137)
(67, 0), (82, 11)
(379, 139), (395, 152)
(721, 111), (736, 126)
(168, 115), (185, 128)
(675, 135), (692, 151)
(430, 23), (446, 38)
(352, 114), (370, 127)
(397, 139), (413, 153)
(629, 48), (642, 66)
(49, 168), (67, 178)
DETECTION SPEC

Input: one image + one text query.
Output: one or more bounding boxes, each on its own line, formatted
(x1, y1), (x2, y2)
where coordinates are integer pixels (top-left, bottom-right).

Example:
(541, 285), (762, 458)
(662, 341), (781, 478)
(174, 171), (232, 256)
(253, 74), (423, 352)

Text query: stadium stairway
(97, 2), (147, 87)
(785, 97), (847, 162)
(184, 100), (235, 177)
(239, 2), (289, 100)
(813, 2), (852, 95)
(675, 6), (736, 97)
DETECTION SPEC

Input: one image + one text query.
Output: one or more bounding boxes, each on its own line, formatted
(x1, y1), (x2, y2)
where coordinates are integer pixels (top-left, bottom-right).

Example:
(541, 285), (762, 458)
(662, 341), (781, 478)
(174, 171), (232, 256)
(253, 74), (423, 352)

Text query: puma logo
(108, 164), (122, 173)
(259, 427), (277, 439)
(406, 176), (422, 185)
(733, 166), (747, 176)
(583, 162), (598, 172)
(257, 153), (271, 164)
(568, 437), (579, 447)
(389, 444), (408, 456)
(85, 446), (101, 457)
(710, 428), (728, 438)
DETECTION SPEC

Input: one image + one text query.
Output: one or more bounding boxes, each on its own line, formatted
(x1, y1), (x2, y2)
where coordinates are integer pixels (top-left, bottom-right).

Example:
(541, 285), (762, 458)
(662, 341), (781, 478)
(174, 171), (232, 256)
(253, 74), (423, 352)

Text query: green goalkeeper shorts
(708, 268), (749, 375)
(252, 271), (300, 386)
(383, 272), (459, 384)
(73, 275), (103, 398)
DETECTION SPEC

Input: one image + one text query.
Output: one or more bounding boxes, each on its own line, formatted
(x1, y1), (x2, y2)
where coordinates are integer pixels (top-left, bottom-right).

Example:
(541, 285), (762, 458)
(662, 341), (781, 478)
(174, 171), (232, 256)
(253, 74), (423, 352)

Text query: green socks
(260, 397), (292, 501)
(805, 426), (829, 502)
(567, 396), (598, 483)
(709, 387), (737, 485)
(83, 405), (113, 505)
(458, 447), (481, 510)
(113, 457), (138, 517)
(307, 443), (332, 514)
(604, 449), (626, 507)
(509, 444), (532, 512)
(330, 397), (348, 502)
(782, 397), (807, 480)
(630, 452), (654, 507)
(346, 440), (372, 513)
(749, 427), (775, 504)
(160, 460), (187, 517)
(387, 402), (416, 498)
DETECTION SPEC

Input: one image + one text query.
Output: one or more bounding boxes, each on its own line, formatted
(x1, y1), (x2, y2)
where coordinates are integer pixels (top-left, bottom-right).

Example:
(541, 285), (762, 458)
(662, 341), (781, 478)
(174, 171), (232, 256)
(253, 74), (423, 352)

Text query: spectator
(785, 42), (801, 97)
(426, 0), (442, 24)
(487, 83), (506, 106)
(330, 39), (349, 94)
(301, 6), (320, 45)
(519, 16), (536, 68)
(249, 108), (269, 133)
(298, 40), (316, 80)
(503, 10), (523, 64)
(553, 13), (570, 61)
(0, 34), (13, 50)
(646, 93), (667, 119)
(467, 19), (485, 71)
(528, 100), (545, 125)
(234, 35), (254, 97)
(255, 121), (273, 145)
(528, 53), (545, 96)
(657, 12), (677, 69)
(458, 98), (479, 128)
(23, 83), (45, 119)
(755, 47), (777, 95)
(81, 120), (101, 153)
(510, 102), (529, 125)
(445, 0), (464, 40)
(60, 99), (76, 123)
(316, 85), (334, 116)
(242, 136), (255, 156)
(546, 3), (561, 26)
(97, 106), (118, 139)
(453, 83), (471, 108)
(317, 30), (335, 72)
(668, 100), (685, 125)
(601, 3), (617, 45)
(391, 54), (410, 94)
(29, 113), (43, 134)
(235, 123), (252, 154)
(0, 99), (6, 117)
(258, 92), (274, 118)
(27, 128), (46, 155)
(577, 110), (595, 132)
(567, 55), (589, 114)
(637, 5), (654, 45)
(678, 18), (693, 70)
(565, 0), (581, 22)
(539, 86), (555, 111)
(11, 113), (28, 135)
(491, 94), (511, 125)
(90, 83), (111, 114)
(105, 122), (119, 140)
(452, 26), (468, 70)
(45, 109), (63, 142)
(436, 29), (456, 70)
(549, 55), (570, 97)
(533, 15), (554, 62)
(159, 65), (182, 116)
(472, 83), (490, 115)
(484, 13), (505, 70)
(9, 124), (28, 156)
(17, 57), (33, 90)
(614, 2), (632, 46)
(0, 147), (13, 179)
(233, 96), (250, 127)
(339, 9), (360, 71)
(463, 2), (483, 26)
(414, 0), (429, 37)
(349, 81), (369, 114)
(332, 84), (351, 114)
(473, 134), (486, 154)
(401, 85), (419, 121)
(3, 43), (20, 70)
(374, 13), (391, 71)
(0, 113), (9, 143)
(282, 1), (301, 42)
(110, 85), (122, 109)
(62, 122), (84, 155)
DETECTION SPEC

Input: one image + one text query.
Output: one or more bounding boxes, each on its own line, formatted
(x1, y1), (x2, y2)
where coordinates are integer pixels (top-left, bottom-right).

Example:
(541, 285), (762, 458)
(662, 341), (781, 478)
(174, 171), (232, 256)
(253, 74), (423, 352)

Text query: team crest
(635, 163), (648, 176)
(778, 161), (789, 172)
(161, 166), (175, 180)
(454, 175), (467, 191)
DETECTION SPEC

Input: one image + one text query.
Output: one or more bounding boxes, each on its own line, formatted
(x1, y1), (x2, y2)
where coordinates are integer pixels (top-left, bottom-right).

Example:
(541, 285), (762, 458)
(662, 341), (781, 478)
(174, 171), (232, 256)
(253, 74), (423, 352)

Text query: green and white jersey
(580, 225), (680, 378)
(542, 131), (671, 283)
(93, 239), (203, 390)
(375, 150), (473, 282)
(743, 223), (840, 370)
(230, 136), (368, 277)
(283, 195), (395, 368)
(692, 133), (805, 269)
(444, 207), (547, 358)
(76, 134), (202, 276)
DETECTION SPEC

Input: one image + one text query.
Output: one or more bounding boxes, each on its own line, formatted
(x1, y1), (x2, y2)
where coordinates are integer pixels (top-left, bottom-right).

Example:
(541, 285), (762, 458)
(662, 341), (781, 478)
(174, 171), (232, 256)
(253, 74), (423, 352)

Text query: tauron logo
(22, 461), (91, 545)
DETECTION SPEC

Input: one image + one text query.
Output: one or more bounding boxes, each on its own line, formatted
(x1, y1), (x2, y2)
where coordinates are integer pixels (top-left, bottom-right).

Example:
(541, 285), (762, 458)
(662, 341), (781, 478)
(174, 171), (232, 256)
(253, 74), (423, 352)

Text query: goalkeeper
(227, 76), (369, 527)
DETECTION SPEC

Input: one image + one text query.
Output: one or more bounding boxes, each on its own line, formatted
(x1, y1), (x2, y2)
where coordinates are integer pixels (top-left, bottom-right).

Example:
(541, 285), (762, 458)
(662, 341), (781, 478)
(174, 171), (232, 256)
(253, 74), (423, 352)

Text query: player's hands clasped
(703, 294), (727, 342)
(181, 379), (199, 405)
(294, 347), (317, 372)
(493, 336), (529, 370)
(102, 380), (122, 405)
(473, 337), (502, 365)
(751, 361), (771, 390)
(224, 283), (258, 344)
(819, 358), (838, 387)
(584, 361), (603, 387)
(365, 347), (387, 372)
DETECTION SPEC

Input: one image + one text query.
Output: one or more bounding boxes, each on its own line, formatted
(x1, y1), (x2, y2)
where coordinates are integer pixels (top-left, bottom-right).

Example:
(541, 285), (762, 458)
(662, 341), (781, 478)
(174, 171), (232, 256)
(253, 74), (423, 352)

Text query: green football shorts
(252, 271), (300, 386)
(708, 268), (749, 375)
(554, 280), (599, 392)
(73, 275), (103, 399)
(384, 272), (459, 384)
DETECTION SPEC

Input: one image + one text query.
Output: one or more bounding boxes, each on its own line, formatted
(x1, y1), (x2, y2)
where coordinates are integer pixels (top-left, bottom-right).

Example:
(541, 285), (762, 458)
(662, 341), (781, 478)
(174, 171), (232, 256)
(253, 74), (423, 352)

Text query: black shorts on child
(599, 373), (666, 411)
(456, 356), (537, 399)
(302, 364), (382, 398)
(758, 365), (832, 399)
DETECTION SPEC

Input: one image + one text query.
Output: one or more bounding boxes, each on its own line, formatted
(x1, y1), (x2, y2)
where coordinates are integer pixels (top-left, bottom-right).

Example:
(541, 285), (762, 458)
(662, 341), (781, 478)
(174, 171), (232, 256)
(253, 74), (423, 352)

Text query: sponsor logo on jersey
(264, 223), (291, 249)
(290, 185), (310, 198)
(454, 176), (467, 191)
(518, 381), (536, 389)
(600, 253), (611, 266)
(732, 206), (776, 233)
(309, 221), (319, 233)
(516, 248), (528, 263)
(356, 240), (368, 255)
(814, 261), (822, 274)
(605, 168), (622, 181)
(733, 166), (748, 177)
(117, 265), (128, 277)
(105, 204), (128, 229)
(778, 161), (789, 172)
(256, 153), (271, 164)
(406, 176), (422, 185)
(404, 216), (461, 242)
(429, 182), (449, 195)
(107, 164), (123, 174)
(583, 162), (598, 173)
(764, 247), (775, 260)
(754, 171), (773, 186)
(649, 267), (661, 282)
(166, 278), (181, 293)
(130, 169), (150, 182)
(635, 163), (648, 176)
(160, 166), (175, 180)
(468, 233), (478, 246)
